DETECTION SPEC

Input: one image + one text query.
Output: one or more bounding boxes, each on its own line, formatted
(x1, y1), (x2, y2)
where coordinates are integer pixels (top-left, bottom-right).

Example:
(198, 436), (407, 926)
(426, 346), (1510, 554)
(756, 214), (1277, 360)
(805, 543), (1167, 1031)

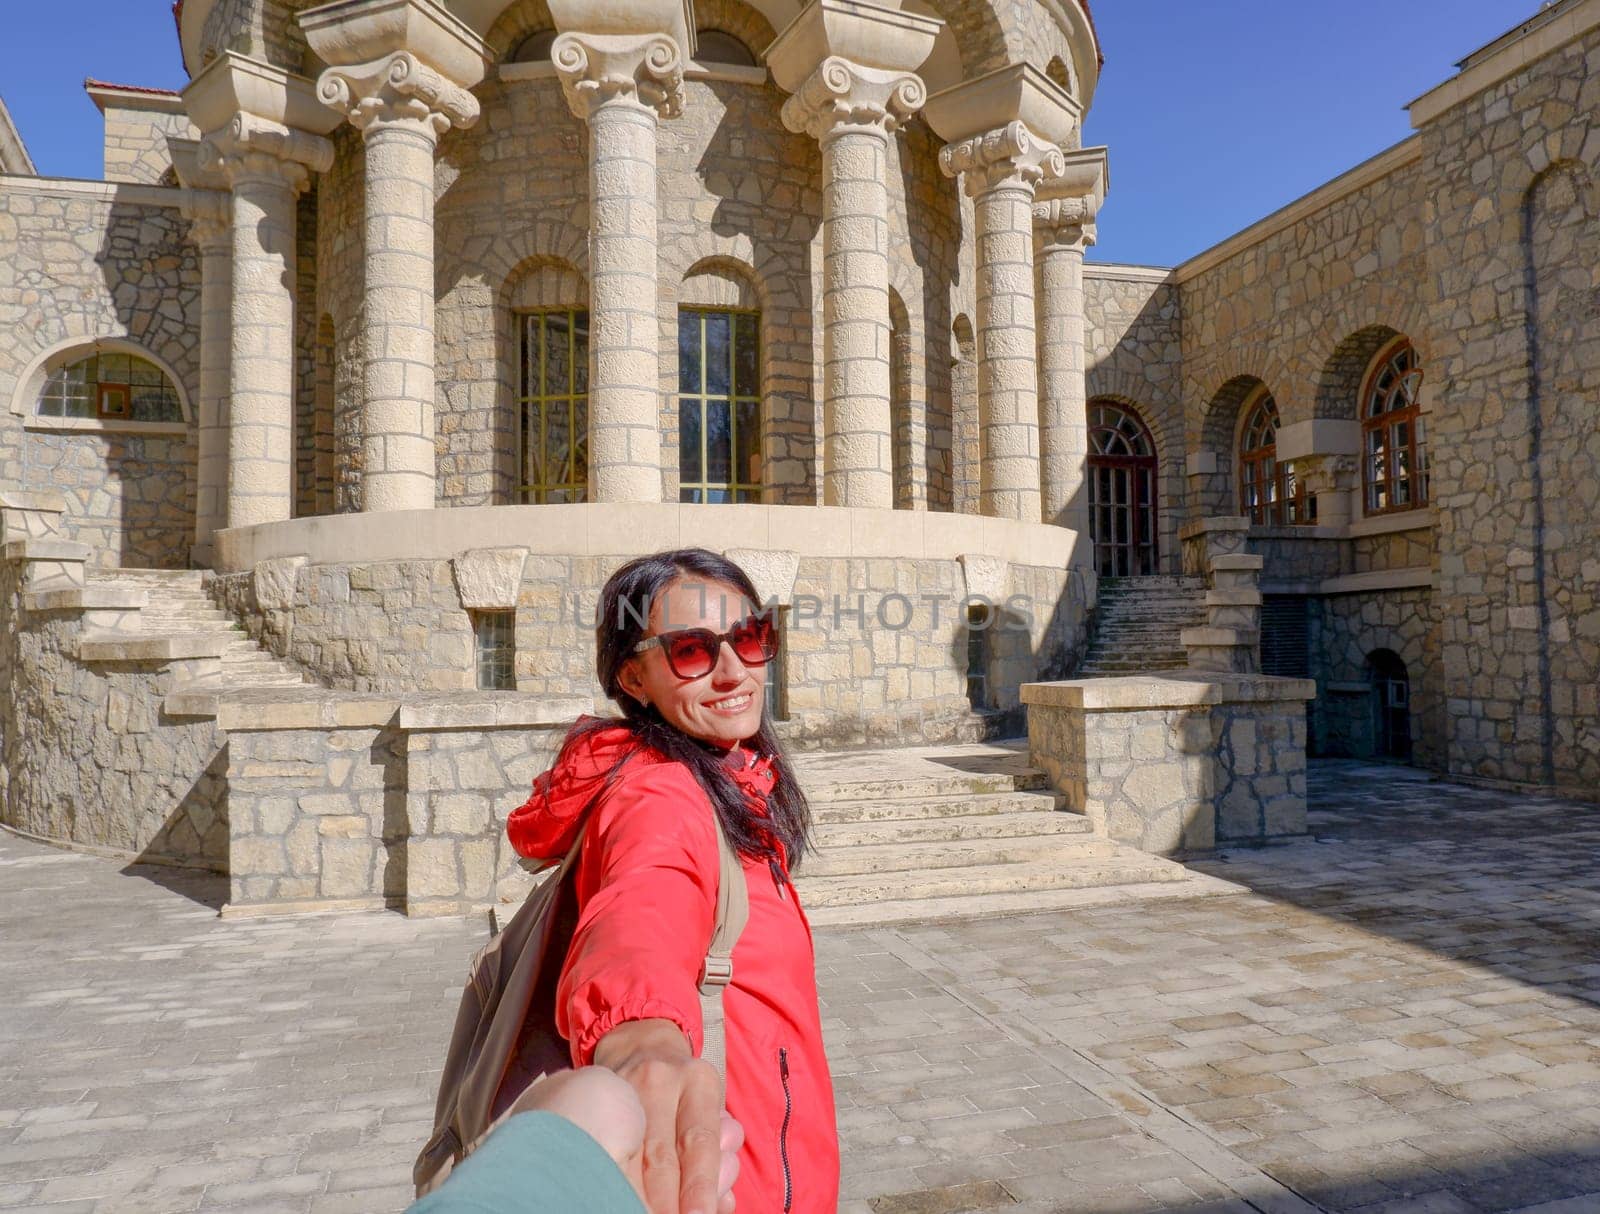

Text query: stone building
(0, 0), (1595, 918)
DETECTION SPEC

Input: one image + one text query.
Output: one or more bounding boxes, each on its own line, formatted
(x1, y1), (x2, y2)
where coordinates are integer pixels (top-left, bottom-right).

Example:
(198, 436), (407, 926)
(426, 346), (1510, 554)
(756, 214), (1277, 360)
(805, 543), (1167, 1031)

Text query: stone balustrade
(219, 689), (587, 917)
(1023, 671), (1316, 855)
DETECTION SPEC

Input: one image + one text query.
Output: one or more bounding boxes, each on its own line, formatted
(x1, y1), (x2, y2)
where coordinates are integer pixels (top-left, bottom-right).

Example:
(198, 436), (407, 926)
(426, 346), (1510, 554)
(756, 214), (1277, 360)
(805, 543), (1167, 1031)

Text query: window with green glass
(519, 310), (589, 503)
(678, 308), (761, 503)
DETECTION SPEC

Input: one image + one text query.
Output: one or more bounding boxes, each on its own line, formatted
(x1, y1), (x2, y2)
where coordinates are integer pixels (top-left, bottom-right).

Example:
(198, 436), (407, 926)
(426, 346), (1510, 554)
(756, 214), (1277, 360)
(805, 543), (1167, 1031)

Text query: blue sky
(0, 0), (1538, 266)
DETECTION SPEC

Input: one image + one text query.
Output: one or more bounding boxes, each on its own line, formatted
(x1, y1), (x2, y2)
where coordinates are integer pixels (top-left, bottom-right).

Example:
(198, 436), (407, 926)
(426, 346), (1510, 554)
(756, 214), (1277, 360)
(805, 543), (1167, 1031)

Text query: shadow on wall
(122, 744), (229, 912)
(949, 548), (1096, 740)
(699, 76), (822, 505)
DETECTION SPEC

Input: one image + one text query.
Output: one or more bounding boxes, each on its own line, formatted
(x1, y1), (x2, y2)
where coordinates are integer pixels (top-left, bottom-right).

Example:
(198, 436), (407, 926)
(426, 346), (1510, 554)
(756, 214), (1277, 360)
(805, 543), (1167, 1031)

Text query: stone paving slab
(2, 760), (1599, 1213)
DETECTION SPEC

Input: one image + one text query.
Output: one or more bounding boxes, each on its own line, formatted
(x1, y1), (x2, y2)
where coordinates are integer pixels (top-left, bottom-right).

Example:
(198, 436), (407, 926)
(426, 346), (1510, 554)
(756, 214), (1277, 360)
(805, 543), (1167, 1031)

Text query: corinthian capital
(318, 51), (480, 138)
(551, 31), (685, 121)
(1033, 194), (1097, 251)
(939, 121), (1066, 198)
(780, 56), (925, 143)
(198, 112), (334, 194)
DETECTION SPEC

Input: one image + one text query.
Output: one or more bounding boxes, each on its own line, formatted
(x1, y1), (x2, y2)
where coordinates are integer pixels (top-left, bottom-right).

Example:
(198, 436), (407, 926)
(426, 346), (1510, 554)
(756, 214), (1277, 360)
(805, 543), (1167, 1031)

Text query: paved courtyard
(3, 759), (1599, 1214)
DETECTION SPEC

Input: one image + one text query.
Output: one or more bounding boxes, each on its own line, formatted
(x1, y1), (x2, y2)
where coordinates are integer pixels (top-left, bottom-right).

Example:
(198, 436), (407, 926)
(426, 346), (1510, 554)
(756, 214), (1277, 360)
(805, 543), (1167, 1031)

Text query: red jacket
(507, 721), (839, 1214)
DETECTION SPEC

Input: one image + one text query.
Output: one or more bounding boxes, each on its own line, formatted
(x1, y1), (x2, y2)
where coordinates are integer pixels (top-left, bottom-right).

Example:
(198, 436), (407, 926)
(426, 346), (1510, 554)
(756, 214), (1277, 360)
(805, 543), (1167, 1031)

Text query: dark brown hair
(562, 547), (811, 866)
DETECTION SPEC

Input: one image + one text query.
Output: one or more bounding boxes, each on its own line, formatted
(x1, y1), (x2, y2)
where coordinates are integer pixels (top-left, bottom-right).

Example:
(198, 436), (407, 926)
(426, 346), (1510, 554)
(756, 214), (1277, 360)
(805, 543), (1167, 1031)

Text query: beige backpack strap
(697, 814), (749, 1079)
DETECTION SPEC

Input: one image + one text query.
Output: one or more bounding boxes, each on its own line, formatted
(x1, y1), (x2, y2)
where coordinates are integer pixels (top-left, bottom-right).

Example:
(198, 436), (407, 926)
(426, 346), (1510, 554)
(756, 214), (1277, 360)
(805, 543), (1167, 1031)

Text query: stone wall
(1417, 20), (1600, 795)
(0, 181), (200, 569)
(1309, 587), (1444, 771)
(0, 559), (226, 870)
(97, 97), (198, 186)
(1024, 672), (1315, 856)
(1082, 269), (1184, 572)
(219, 691), (582, 916)
(212, 551), (1090, 748)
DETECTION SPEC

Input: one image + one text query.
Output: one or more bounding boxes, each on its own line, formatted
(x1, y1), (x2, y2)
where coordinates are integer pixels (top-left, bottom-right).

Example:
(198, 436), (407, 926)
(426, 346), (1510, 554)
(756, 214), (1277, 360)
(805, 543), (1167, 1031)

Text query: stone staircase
(86, 568), (309, 707)
(1076, 575), (1208, 676)
(790, 743), (1236, 926)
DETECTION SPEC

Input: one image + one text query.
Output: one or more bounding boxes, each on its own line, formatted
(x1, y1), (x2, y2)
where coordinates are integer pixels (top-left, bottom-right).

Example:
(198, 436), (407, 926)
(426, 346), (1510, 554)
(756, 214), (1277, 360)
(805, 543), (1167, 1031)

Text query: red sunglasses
(633, 613), (779, 680)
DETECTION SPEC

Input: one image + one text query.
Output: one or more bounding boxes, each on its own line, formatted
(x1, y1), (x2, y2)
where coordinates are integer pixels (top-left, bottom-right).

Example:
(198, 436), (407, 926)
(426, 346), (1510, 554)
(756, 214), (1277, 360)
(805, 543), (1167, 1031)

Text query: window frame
(516, 308), (590, 504)
(677, 306), (763, 504)
(21, 340), (191, 436)
(1237, 387), (1314, 526)
(472, 610), (517, 691)
(1360, 337), (1429, 517)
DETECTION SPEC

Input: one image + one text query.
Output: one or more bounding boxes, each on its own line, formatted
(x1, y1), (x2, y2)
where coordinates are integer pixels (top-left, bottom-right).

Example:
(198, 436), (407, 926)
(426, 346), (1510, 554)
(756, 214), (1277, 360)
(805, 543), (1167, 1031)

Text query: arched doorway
(1367, 648), (1412, 761)
(1087, 400), (1159, 576)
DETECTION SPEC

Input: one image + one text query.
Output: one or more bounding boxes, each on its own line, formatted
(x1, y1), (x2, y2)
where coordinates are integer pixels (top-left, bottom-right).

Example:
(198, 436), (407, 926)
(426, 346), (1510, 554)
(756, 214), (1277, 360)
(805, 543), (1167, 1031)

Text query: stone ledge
(1180, 626), (1259, 647)
(1320, 568), (1434, 595)
(1210, 554), (1264, 572)
(0, 490), (67, 513)
(23, 586), (149, 613)
(215, 689), (402, 733)
(1023, 672), (1318, 711)
(1179, 516), (1250, 541)
(5, 538), (91, 562)
(1345, 509), (1436, 539)
(397, 693), (590, 731)
(78, 632), (227, 662)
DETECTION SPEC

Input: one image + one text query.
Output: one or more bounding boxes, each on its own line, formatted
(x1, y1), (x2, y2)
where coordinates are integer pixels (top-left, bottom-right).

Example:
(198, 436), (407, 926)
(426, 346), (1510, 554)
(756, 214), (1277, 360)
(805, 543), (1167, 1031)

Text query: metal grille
(518, 310), (589, 503)
(1260, 596), (1310, 678)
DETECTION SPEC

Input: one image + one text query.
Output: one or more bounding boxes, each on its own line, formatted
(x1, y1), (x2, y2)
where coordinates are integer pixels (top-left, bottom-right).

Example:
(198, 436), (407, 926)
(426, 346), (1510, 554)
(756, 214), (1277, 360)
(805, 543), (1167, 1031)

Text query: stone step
(794, 854), (1187, 908)
(805, 834), (1118, 878)
(809, 788), (1062, 824)
(799, 767), (1051, 803)
(814, 809), (1091, 848)
(801, 871), (1242, 928)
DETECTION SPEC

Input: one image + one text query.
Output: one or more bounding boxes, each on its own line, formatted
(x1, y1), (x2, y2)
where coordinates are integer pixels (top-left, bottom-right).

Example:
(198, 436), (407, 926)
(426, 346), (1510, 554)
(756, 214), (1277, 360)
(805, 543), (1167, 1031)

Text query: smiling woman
(506, 547), (840, 1214)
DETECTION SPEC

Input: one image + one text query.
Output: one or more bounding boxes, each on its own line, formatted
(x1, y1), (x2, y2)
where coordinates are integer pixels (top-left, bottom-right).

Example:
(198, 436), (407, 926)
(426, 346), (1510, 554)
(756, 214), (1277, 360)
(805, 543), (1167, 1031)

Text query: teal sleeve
(408, 1111), (646, 1214)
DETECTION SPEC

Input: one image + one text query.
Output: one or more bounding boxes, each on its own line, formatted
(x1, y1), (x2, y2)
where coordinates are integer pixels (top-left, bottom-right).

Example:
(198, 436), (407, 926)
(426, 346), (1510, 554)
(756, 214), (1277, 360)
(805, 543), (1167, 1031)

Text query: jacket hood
(507, 715), (776, 860)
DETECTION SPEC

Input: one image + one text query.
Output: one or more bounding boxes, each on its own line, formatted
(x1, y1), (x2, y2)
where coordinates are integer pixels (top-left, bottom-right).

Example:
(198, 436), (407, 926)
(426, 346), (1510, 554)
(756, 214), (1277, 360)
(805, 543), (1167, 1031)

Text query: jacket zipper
(778, 1047), (793, 1212)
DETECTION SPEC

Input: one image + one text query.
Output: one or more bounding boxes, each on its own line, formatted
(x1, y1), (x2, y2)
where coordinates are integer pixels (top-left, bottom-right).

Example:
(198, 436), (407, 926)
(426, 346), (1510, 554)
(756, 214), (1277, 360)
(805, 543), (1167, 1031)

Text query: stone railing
(219, 689), (589, 918)
(1023, 671), (1317, 856)
(1178, 516), (1263, 673)
(0, 499), (229, 870)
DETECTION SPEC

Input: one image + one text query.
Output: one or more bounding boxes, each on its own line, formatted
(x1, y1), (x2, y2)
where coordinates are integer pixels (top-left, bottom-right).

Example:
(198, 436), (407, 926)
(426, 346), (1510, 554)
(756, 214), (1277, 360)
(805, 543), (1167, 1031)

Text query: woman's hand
(594, 1018), (732, 1214)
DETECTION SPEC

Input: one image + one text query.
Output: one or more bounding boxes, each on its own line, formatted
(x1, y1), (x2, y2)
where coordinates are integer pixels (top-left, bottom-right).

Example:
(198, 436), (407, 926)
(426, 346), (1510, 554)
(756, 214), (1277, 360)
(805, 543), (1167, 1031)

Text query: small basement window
(473, 611), (516, 691)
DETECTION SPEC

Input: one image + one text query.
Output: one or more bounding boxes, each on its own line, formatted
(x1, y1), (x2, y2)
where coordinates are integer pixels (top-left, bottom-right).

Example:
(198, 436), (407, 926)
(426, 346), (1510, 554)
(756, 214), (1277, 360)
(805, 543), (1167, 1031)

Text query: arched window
(1361, 338), (1427, 514)
(509, 28), (558, 63)
(678, 308), (761, 503)
(1238, 389), (1313, 526)
(519, 309), (589, 503)
(694, 29), (757, 65)
(1087, 400), (1159, 576)
(36, 349), (183, 423)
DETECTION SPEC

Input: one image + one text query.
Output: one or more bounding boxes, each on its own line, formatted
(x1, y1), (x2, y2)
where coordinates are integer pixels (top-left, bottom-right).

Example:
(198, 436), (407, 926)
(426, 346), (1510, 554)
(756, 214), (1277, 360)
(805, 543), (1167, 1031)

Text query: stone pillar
(941, 123), (1064, 521)
(202, 116), (333, 529)
(553, 33), (684, 504)
(1295, 453), (1359, 529)
(1034, 195), (1095, 533)
(184, 193), (233, 562)
(319, 54), (479, 512)
(782, 60), (925, 508)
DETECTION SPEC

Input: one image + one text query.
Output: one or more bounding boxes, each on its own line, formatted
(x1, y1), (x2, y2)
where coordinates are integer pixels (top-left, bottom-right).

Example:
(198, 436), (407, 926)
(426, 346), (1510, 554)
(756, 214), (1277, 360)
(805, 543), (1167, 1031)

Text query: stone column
(941, 123), (1064, 521)
(201, 116), (333, 529)
(1034, 195), (1095, 532)
(184, 193), (232, 562)
(553, 33), (684, 504)
(781, 59), (924, 509)
(319, 54), (479, 512)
